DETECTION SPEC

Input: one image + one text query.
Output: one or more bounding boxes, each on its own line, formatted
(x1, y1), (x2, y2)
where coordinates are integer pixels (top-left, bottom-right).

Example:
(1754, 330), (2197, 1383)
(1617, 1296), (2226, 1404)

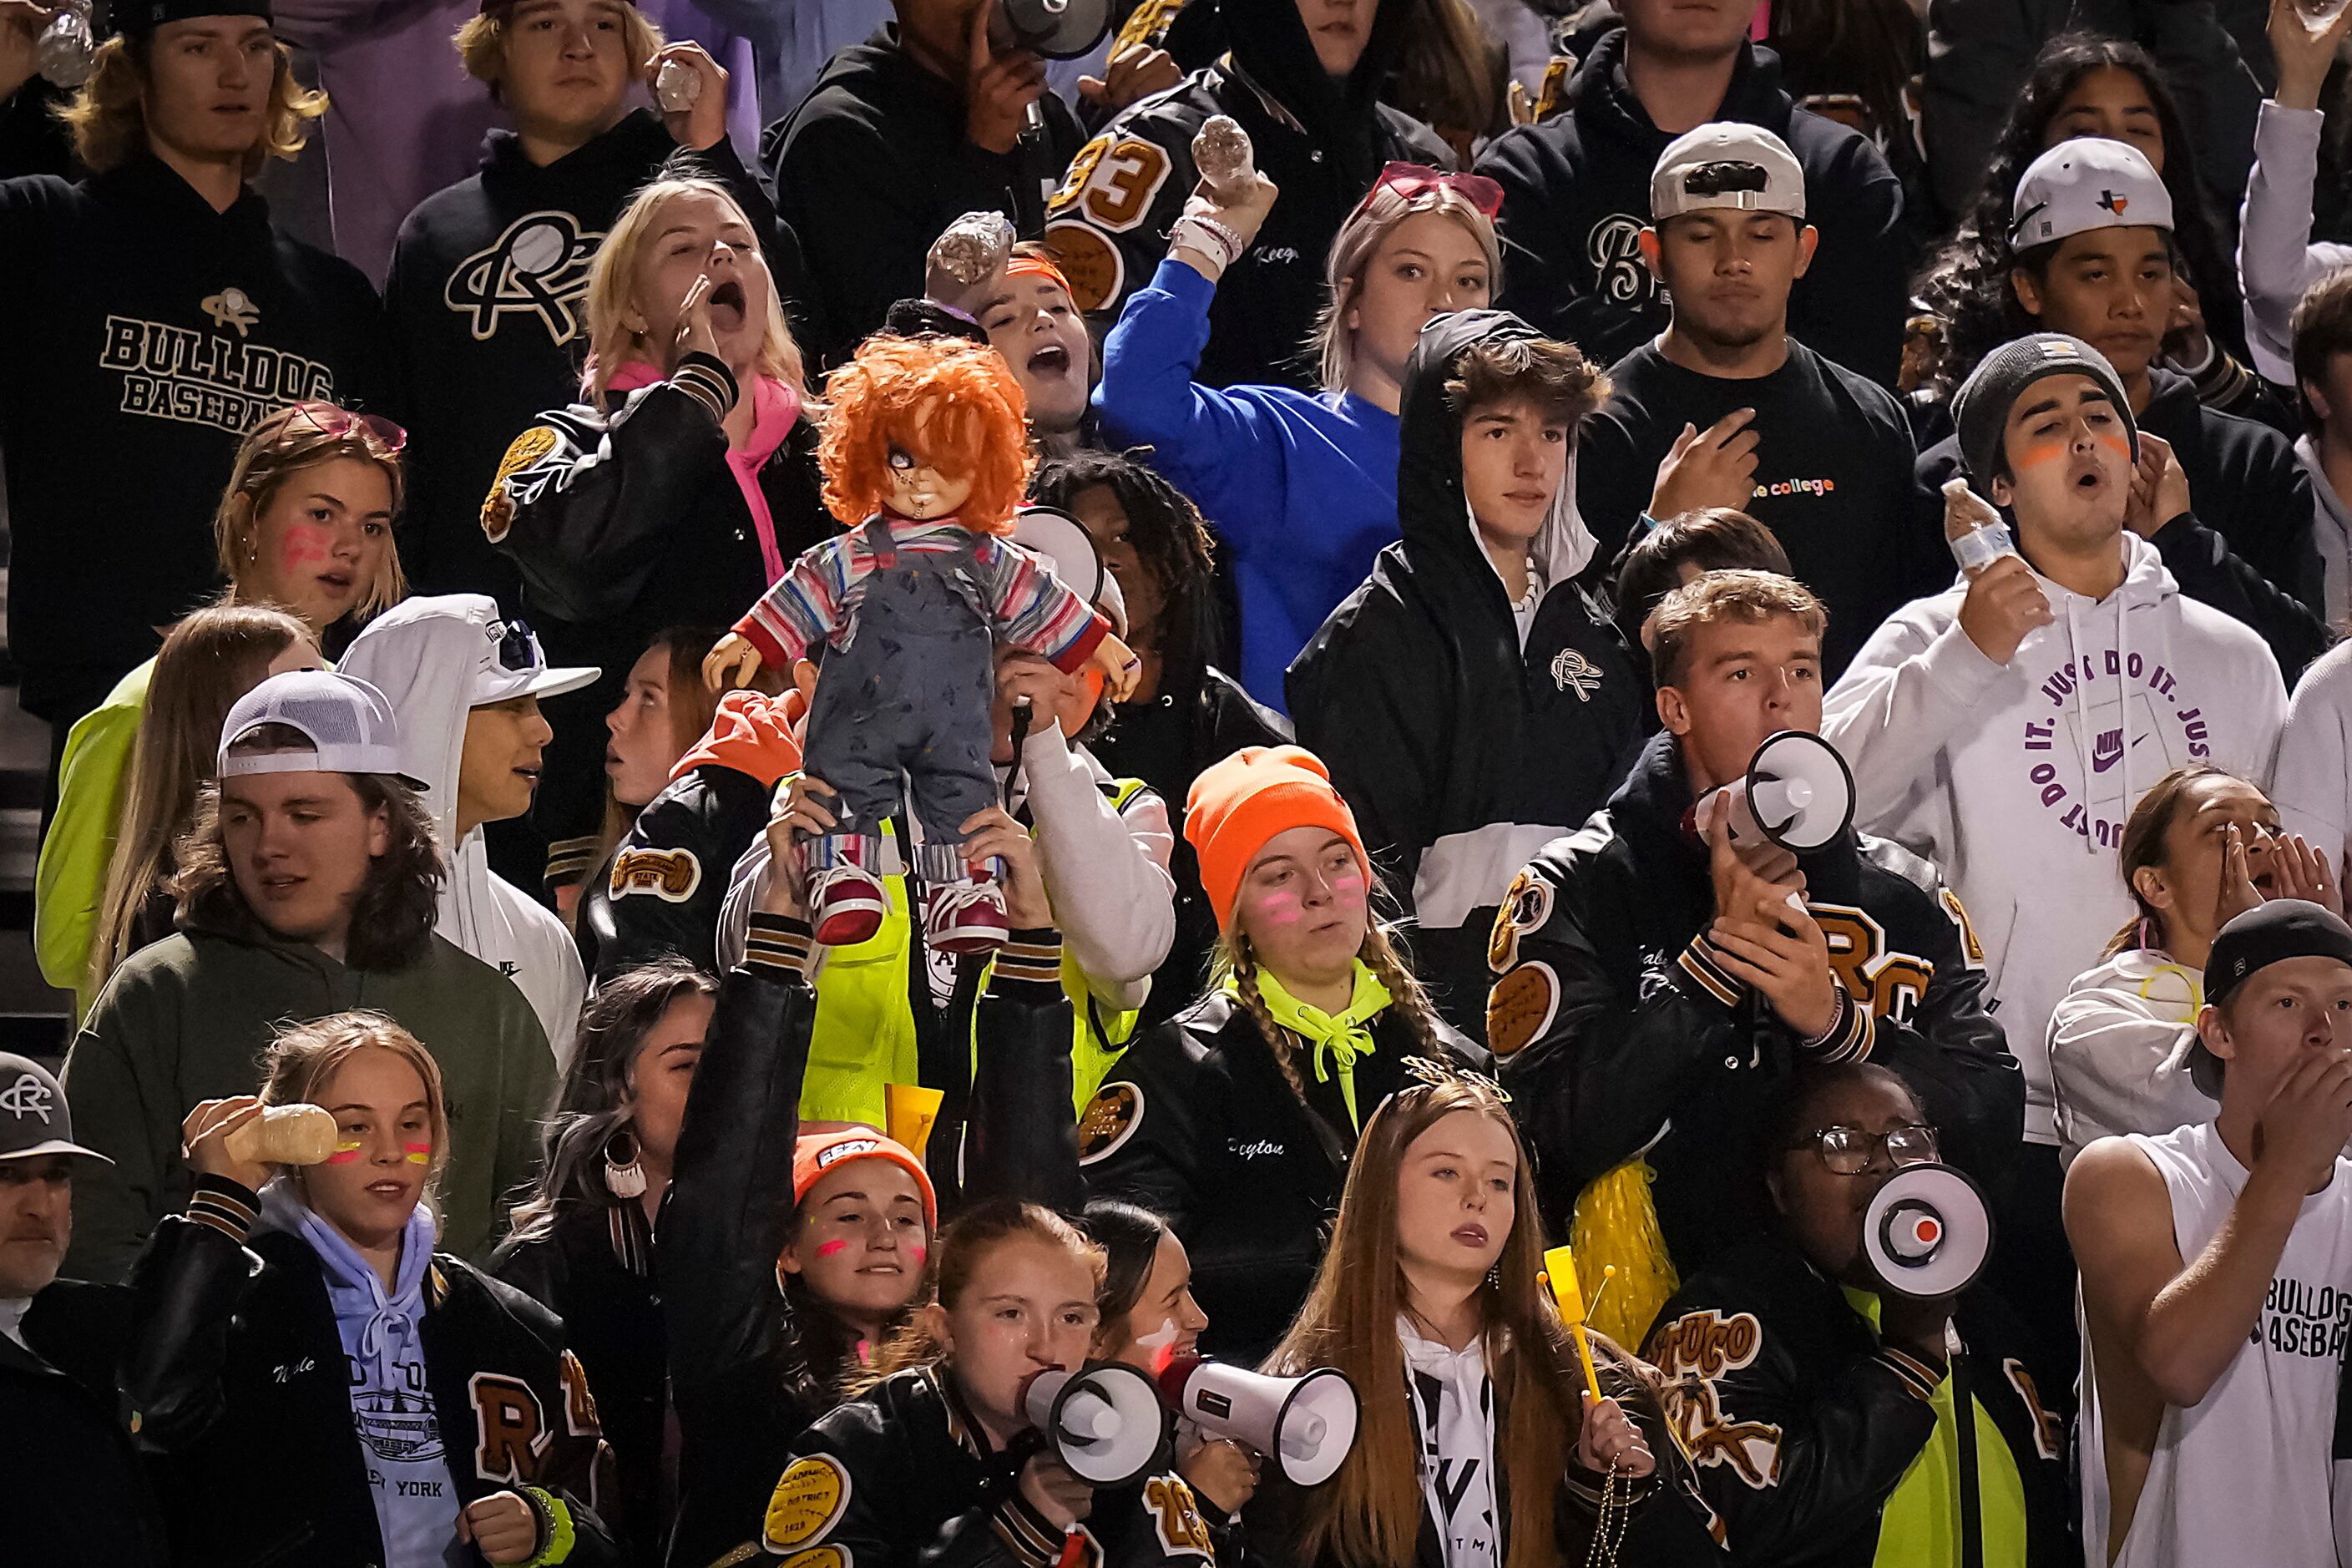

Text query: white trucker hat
(1651, 123), (1807, 222)
(218, 669), (426, 789)
(2010, 137), (2173, 248)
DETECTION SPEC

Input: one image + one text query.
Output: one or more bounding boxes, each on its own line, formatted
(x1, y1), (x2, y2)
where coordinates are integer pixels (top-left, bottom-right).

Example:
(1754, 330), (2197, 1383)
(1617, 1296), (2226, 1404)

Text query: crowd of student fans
(8, 0), (2352, 1563)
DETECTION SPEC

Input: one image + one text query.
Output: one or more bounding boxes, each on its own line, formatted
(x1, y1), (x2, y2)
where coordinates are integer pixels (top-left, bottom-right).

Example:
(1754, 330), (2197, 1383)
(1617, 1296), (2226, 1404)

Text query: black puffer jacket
(119, 1196), (619, 1568)
(661, 922), (1088, 1568)
(1494, 730), (2026, 1279)
(1630, 1232), (2075, 1565)
(1044, 0), (1452, 390)
(1289, 311), (1647, 1034)
(579, 771), (771, 983)
(1477, 30), (1909, 386)
(485, 352), (834, 877)
(1080, 989), (1485, 1365)
(777, 1364), (1222, 1568)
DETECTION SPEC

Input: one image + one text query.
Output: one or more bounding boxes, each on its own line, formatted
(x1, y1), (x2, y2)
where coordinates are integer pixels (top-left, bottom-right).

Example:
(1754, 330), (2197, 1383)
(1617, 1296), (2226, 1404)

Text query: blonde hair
(1310, 185), (1501, 393)
(213, 403), (409, 622)
(1650, 569), (1828, 688)
(454, 2), (665, 99)
(260, 1011), (453, 1201)
(1270, 1071), (1652, 1568)
(582, 176), (812, 410)
(61, 32), (326, 177)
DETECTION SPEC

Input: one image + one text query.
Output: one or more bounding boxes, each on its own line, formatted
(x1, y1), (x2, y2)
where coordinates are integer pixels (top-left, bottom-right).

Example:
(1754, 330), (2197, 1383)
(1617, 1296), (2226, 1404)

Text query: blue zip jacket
(1094, 257), (1399, 710)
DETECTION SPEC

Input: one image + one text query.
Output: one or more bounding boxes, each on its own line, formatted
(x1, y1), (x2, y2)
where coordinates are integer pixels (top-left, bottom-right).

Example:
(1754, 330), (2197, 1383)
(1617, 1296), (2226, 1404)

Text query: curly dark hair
(172, 738), (444, 973)
(1913, 33), (2245, 395)
(1032, 449), (1217, 635)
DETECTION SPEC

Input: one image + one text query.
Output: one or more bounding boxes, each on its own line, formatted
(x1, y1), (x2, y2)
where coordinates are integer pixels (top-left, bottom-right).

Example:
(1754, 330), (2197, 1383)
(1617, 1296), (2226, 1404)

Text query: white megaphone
(998, 0), (1114, 57)
(1696, 730), (1855, 853)
(1862, 1164), (1993, 1299)
(1156, 1355), (1361, 1487)
(1019, 1362), (1170, 1487)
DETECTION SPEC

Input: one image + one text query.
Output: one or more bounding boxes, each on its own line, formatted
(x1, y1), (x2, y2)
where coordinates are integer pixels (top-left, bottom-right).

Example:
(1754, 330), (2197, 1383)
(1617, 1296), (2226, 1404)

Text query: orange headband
(1006, 255), (1073, 296)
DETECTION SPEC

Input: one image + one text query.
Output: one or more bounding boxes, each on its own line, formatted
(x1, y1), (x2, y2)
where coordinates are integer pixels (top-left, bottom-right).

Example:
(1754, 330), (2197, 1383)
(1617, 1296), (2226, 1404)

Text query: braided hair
(1212, 918), (1449, 1118)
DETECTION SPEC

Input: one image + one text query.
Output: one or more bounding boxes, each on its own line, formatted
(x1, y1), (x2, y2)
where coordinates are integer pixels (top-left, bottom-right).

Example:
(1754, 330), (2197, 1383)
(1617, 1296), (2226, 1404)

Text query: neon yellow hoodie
(34, 660), (154, 1019)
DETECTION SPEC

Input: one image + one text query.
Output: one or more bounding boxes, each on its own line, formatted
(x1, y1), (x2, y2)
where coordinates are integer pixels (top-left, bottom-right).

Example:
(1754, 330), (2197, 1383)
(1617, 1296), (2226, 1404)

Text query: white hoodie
(1823, 532), (2284, 1141)
(339, 597), (587, 1065)
(2046, 948), (2214, 1167)
(2269, 640), (2352, 875)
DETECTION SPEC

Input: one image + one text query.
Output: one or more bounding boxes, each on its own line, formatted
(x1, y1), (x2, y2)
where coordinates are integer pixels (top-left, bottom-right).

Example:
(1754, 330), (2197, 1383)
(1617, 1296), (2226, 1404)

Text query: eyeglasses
(1788, 1124), (1939, 1175)
(1361, 163), (1505, 221)
(285, 401), (407, 455)
(489, 617), (545, 674)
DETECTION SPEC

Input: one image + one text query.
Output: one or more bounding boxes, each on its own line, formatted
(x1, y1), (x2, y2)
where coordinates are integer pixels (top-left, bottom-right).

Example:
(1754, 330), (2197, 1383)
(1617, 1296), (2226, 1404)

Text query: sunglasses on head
(488, 618), (545, 675)
(1680, 160), (1771, 200)
(1362, 163), (1505, 221)
(284, 401), (407, 455)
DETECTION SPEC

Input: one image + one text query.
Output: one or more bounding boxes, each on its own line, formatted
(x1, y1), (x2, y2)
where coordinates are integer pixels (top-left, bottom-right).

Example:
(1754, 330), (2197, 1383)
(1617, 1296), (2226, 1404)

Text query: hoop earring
(602, 1130), (646, 1200)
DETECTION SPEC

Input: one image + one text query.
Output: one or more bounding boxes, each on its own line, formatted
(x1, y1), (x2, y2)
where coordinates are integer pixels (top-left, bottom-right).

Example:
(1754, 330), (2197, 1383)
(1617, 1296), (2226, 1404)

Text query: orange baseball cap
(792, 1128), (938, 1229)
(1183, 746), (1368, 931)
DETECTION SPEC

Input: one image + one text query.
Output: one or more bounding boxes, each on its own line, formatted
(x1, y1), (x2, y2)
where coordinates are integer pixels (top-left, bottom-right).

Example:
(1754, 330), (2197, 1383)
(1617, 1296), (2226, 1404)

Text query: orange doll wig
(817, 335), (1034, 534)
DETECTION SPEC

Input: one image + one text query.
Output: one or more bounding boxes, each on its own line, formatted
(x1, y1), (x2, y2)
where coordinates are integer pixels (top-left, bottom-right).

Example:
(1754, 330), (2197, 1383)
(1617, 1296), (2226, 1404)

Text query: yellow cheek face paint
(325, 1141), (363, 1166)
(402, 1143), (431, 1166)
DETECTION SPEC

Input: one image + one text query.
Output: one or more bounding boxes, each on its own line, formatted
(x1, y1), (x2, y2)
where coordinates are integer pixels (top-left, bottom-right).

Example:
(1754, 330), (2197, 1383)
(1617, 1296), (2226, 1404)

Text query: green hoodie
(60, 919), (554, 1282)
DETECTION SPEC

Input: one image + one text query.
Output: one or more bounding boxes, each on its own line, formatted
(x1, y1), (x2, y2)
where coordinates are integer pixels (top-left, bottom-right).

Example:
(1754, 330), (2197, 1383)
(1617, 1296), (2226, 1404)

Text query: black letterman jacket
(119, 1186), (620, 1568)
(1079, 992), (1485, 1367)
(1637, 1233), (2075, 1565)
(1491, 731), (2025, 1279)
(664, 923), (1093, 1568)
(771, 1364), (1222, 1568)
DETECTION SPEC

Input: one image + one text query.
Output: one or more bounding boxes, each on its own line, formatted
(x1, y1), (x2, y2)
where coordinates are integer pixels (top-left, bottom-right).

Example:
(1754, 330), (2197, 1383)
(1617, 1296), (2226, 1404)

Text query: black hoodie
(1287, 311), (1647, 1033)
(1045, 0), (1453, 391)
(0, 155), (383, 723)
(764, 25), (1083, 369)
(383, 110), (807, 602)
(1494, 729), (2025, 1278)
(1477, 30), (1909, 387)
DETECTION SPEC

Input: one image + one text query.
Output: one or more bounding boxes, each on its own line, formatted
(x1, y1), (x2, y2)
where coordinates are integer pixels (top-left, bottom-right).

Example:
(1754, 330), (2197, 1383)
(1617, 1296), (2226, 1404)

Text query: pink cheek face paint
(325, 1141), (363, 1166)
(280, 524), (334, 571)
(1329, 870), (1368, 909)
(402, 1143), (431, 1166)
(906, 1244), (928, 1267)
(815, 1239), (850, 1258)
(1250, 888), (1307, 927)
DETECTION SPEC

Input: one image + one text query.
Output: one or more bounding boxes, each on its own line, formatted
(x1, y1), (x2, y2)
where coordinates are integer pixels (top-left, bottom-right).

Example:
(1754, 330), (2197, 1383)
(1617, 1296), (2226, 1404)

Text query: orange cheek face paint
(2011, 435), (2070, 469)
(402, 1143), (431, 1166)
(326, 1141), (363, 1166)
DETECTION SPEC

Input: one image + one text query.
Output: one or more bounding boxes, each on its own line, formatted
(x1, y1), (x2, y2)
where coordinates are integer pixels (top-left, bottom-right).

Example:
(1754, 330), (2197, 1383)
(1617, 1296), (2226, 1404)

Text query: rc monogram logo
(1551, 648), (1602, 699)
(446, 211), (603, 343)
(1586, 215), (1655, 307)
(0, 1071), (53, 1123)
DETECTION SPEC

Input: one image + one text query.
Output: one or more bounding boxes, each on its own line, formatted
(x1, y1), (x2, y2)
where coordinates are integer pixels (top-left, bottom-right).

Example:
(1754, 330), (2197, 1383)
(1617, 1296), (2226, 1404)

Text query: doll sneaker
(804, 835), (888, 948)
(923, 877), (1009, 956)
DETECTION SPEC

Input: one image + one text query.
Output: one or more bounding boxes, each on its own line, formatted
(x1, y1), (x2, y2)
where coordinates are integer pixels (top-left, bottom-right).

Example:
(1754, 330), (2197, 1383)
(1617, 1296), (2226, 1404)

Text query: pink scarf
(604, 360), (803, 584)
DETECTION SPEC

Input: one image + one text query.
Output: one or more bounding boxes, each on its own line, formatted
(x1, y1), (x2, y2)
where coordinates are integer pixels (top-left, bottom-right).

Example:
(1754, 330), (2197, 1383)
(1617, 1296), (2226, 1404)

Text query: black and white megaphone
(1019, 1361), (1171, 1487)
(1697, 730), (1856, 853)
(996, 0), (1114, 58)
(1862, 1164), (1994, 1299)
(1156, 1355), (1361, 1487)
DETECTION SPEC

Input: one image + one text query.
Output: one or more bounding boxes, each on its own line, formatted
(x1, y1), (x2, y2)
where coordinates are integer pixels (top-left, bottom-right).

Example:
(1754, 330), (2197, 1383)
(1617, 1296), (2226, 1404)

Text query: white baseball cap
(1651, 123), (1807, 222)
(2010, 137), (2173, 248)
(472, 615), (599, 707)
(1014, 505), (1127, 638)
(219, 669), (427, 789)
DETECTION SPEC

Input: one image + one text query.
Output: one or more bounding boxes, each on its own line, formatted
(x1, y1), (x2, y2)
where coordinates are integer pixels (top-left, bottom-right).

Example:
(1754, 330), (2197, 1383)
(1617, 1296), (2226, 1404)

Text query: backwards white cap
(2010, 137), (2173, 249)
(217, 669), (426, 789)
